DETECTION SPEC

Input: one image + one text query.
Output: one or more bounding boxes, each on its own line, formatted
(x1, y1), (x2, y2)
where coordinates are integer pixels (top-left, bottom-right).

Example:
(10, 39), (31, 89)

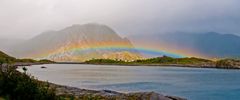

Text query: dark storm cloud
(0, 0), (240, 39)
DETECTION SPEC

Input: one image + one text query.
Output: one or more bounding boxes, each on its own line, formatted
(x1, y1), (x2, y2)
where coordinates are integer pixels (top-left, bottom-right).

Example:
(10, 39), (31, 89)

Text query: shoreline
(53, 62), (240, 70)
(45, 81), (186, 100)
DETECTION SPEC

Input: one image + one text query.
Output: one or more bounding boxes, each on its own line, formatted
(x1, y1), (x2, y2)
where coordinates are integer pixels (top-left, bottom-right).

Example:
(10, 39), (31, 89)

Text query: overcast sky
(1, 0), (240, 39)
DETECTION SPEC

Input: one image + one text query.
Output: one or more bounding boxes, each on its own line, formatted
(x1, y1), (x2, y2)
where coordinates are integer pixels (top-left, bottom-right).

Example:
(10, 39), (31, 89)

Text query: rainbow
(33, 45), (185, 59)
(60, 47), (185, 57)
(28, 41), (207, 60)
(134, 47), (185, 58)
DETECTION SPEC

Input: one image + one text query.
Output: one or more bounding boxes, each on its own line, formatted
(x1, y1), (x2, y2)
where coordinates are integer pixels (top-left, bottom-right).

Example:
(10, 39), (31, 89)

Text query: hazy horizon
(1, 0), (240, 39)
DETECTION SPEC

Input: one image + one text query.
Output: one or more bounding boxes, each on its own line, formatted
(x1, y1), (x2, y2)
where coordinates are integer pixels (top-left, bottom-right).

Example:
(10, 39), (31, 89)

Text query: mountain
(130, 32), (240, 58)
(8, 23), (142, 62)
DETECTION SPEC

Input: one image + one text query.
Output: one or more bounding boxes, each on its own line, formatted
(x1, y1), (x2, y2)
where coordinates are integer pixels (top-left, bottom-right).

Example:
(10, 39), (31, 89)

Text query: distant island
(85, 56), (240, 69)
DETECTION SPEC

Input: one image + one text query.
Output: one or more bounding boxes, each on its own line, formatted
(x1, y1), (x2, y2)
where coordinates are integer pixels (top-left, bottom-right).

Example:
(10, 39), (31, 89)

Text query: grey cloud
(1, 0), (240, 39)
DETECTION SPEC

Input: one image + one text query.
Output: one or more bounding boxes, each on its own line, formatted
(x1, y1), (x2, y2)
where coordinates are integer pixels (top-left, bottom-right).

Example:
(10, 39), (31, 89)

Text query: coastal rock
(216, 59), (240, 69)
(41, 66), (47, 68)
(49, 83), (186, 100)
(127, 92), (186, 100)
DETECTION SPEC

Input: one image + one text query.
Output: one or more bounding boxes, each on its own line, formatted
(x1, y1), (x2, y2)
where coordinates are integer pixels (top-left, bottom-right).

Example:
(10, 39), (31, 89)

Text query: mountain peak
(10, 23), (142, 62)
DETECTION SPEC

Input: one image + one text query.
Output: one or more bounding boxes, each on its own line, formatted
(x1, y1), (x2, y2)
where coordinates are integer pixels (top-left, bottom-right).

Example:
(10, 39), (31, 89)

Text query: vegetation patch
(85, 56), (214, 66)
(0, 66), (58, 100)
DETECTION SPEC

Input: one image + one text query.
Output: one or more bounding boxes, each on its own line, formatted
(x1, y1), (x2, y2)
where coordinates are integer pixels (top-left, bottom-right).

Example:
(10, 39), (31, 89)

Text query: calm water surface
(18, 64), (240, 100)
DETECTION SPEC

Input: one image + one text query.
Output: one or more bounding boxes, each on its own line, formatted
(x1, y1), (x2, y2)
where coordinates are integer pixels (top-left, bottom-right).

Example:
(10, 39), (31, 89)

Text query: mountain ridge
(9, 23), (142, 62)
(130, 32), (240, 58)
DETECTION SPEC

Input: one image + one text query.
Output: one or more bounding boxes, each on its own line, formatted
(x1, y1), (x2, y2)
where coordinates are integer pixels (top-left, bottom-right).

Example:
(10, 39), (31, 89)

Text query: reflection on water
(18, 64), (240, 100)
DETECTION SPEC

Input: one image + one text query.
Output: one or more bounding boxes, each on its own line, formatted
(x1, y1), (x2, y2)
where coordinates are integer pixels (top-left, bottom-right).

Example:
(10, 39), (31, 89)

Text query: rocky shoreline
(47, 82), (186, 100)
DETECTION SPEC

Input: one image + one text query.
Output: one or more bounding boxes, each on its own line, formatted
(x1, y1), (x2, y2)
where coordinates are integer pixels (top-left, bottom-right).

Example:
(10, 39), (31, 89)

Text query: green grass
(0, 51), (16, 64)
(85, 56), (213, 65)
(0, 50), (54, 65)
(0, 50), (59, 100)
(0, 67), (58, 100)
(85, 59), (126, 64)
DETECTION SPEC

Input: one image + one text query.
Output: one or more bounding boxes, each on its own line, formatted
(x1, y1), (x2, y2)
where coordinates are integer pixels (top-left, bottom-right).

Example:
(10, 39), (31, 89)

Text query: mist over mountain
(8, 23), (142, 62)
(0, 38), (24, 53)
(130, 32), (240, 58)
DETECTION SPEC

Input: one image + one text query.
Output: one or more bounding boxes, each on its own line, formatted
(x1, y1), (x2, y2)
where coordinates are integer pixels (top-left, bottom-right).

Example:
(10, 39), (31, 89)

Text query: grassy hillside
(132, 56), (213, 64)
(0, 50), (58, 99)
(85, 56), (214, 65)
(85, 59), (126, 64)
(0, 67), (58, 100)
(0, 50), (54, 65)
(0, 51), (16, 64)
(85, 56), (240, 69)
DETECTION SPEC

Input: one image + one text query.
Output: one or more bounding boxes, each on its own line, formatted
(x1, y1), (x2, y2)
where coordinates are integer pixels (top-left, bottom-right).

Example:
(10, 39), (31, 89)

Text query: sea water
(18, 64), (240, 100)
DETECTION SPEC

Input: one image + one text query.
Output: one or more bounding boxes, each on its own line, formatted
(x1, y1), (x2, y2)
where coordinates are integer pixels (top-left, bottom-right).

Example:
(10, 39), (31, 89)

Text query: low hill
(85, 56), (215, 67)
(133, 56), (213, 65)
(0, 51), (16, 63)
(85, 56), (240, 69)
(0, 50), (53, 64)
